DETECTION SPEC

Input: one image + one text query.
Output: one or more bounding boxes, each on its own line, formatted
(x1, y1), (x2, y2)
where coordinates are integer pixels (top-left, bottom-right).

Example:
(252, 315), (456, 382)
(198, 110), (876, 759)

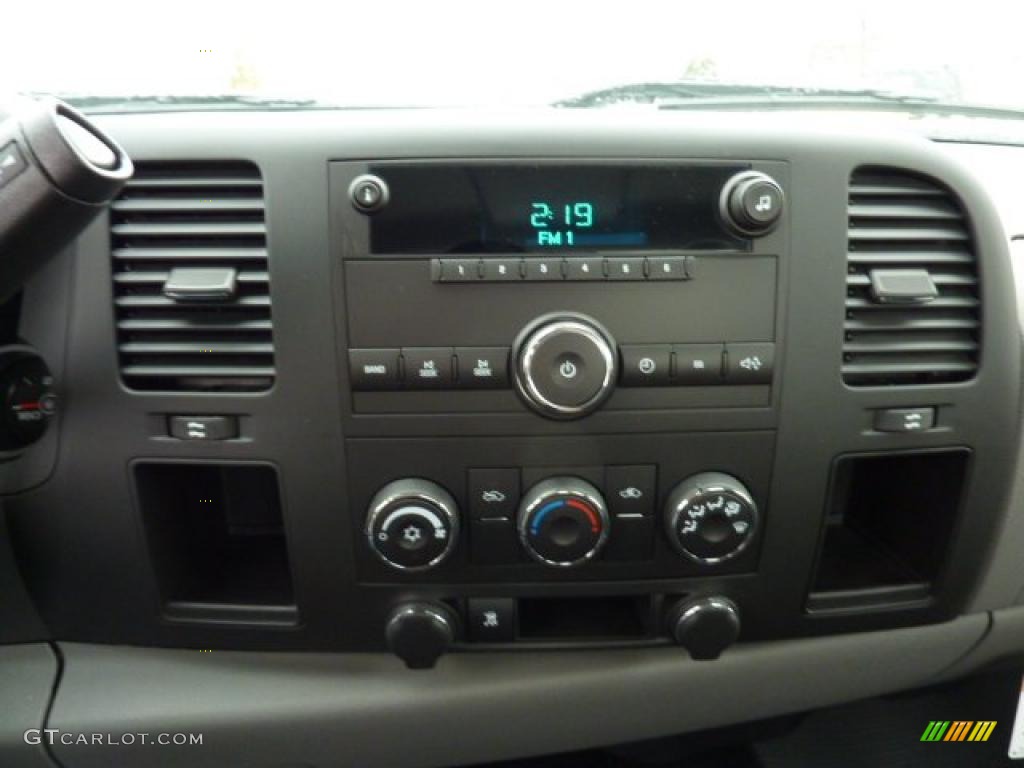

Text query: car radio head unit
(365, 163), (759, 254)
(334, 159), (786, 423)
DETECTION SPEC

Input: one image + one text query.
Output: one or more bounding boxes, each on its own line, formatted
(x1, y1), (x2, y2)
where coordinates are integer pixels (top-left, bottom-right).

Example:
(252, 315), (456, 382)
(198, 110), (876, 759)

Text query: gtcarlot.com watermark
(25, 730), (202, 747)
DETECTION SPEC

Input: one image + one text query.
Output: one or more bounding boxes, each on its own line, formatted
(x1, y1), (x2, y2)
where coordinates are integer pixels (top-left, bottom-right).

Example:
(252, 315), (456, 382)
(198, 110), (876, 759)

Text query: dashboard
(2, 108), (1024, 767)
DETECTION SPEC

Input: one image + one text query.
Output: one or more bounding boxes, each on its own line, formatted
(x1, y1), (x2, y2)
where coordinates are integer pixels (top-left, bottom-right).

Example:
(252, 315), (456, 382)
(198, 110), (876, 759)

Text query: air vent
(843, 168), (979, 386)
(110, 161), (274, 391)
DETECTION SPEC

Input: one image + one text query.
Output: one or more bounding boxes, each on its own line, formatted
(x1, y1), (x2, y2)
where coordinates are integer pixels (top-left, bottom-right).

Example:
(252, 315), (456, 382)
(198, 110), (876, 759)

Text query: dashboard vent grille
(110, 161), (274, 392)
(843, 168), (979, 386)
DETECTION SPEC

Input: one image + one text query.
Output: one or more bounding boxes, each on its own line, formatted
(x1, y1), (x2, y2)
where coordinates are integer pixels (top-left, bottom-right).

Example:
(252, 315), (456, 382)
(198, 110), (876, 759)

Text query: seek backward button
(403, 348), (454, 389)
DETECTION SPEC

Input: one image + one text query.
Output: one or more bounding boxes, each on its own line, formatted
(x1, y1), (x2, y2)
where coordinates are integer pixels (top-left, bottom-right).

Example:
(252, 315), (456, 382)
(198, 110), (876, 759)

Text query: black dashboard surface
(2, 109), (1023, 768)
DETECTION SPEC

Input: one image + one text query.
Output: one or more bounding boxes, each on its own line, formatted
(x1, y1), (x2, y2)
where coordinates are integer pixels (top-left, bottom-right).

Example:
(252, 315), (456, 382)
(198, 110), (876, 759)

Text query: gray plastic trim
(49, 618), (986, 768)
(0, 643), (59, 768)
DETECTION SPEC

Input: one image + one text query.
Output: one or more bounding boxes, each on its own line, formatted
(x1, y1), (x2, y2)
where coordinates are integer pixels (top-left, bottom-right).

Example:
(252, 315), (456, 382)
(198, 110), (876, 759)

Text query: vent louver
(843, 168), (980, 386)
(110, 161), (274, 392)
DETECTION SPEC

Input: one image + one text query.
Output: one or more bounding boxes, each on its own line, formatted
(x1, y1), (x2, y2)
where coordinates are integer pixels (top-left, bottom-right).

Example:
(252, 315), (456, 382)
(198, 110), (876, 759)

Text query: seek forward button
(456, 347), (510, 389)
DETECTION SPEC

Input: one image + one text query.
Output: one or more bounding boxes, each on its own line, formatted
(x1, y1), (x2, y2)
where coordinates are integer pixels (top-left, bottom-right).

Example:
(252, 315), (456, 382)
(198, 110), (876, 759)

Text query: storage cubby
(517, 596), (653, 640)
(808, 449), (969, 612)
(135, 462), (297, 624)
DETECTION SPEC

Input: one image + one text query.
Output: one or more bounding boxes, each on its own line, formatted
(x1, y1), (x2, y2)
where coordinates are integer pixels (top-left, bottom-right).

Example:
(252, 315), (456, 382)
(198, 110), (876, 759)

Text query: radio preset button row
(431, 255), (694, 283)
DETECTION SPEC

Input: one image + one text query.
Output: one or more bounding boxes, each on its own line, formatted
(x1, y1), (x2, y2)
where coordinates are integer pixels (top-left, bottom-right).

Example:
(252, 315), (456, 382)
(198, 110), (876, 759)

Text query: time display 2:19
(530, 201), (594, 247)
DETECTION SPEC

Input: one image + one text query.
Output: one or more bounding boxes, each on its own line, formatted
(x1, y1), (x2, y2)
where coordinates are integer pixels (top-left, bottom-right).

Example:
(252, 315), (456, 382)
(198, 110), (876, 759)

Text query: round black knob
(667, 596), (740, 660)
(366, 479), (459, 571)
(664, 472), (758, 565)
(0, 349), (56, 452)
(517, 477), (609, 567)
(385, 602), (456, 669)
(512, 313), (618, 420)
(720, 171), (784, 236)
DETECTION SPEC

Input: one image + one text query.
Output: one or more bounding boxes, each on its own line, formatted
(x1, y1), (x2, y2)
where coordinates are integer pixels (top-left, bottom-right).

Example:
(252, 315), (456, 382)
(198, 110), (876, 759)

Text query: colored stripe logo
(920, 721), (997, 742)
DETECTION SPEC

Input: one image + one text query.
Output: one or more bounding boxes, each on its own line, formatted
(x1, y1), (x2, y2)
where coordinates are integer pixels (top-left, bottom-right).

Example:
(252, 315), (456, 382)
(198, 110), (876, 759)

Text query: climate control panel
(361, 467), (762, 575)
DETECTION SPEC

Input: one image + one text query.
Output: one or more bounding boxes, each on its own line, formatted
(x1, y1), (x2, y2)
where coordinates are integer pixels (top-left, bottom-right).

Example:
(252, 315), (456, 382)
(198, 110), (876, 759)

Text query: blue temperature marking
(531, 500), (565, 535)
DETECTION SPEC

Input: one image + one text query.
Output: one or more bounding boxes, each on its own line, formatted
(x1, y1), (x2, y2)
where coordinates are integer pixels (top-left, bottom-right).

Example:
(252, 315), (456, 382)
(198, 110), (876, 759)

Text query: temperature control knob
(664, 472), (758, 564)
(720, 171), (784, 236)
(366, 479), (460, 571)
(512, 313), (618, 420)
(517, 477), (609, 567)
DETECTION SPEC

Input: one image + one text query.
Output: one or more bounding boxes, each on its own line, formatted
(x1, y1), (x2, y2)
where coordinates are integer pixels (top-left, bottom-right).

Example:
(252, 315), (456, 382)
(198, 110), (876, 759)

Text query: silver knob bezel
(517, 477), (610, 568)
(349, 173), (390, 213)
(513, 314), (618, 420)
(365, 479), (460, 571)
(664, 472), (758, 565)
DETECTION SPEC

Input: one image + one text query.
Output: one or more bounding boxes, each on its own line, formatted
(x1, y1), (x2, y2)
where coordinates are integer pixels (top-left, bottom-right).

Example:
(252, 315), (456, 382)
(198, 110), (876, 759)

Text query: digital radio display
(367, 164), (749, 254)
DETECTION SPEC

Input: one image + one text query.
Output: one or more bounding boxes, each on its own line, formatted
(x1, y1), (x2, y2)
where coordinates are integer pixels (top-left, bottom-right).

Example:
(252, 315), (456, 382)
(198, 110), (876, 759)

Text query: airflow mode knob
(664, 473), (758, 564)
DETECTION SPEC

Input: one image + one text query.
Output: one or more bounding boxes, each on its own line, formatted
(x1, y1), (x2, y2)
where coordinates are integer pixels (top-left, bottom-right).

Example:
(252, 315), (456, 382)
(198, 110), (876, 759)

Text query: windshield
(6, 0), (1024, 115)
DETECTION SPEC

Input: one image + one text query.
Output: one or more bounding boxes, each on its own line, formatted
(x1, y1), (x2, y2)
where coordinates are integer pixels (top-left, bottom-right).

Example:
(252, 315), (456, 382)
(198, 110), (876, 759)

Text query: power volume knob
(366, 479), (460, 571)
(720, 171), (784, 236)
(517, 477), (610, 567)
(512, 313), (618, 420)
(664, 472), (758, 564)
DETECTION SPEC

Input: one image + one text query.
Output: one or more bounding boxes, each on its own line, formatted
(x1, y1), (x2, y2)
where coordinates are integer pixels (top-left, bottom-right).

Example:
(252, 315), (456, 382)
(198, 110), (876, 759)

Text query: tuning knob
(512, 313), (618, 420)
(666, 596), (740, 660)
(720, 171), (784, 236)
(517, 477), (610, 567)
(664, 472), (758, 564)
(385, 602), (457, 669)
(366, 479), (460, 571)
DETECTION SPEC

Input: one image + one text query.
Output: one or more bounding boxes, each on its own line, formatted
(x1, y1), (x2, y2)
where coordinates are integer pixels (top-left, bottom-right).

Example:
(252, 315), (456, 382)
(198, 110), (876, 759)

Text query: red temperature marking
(566, 498), (600, 532)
